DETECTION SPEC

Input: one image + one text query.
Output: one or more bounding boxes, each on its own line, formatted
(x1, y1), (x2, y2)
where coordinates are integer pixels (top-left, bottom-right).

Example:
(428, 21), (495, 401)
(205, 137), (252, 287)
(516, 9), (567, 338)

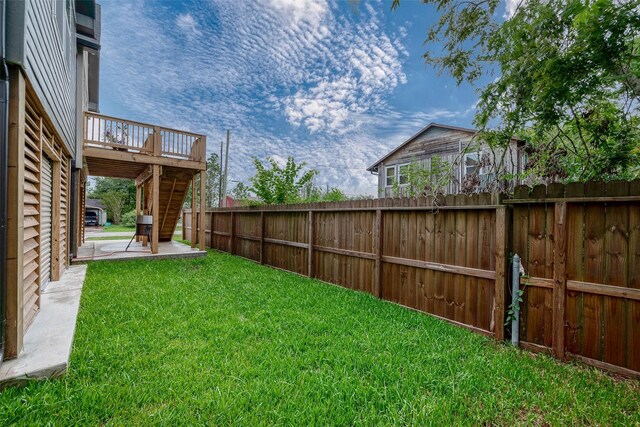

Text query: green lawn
(101, 224), (135, 232)
(101, 225), (183, 232)
(1, 252), (638, 425)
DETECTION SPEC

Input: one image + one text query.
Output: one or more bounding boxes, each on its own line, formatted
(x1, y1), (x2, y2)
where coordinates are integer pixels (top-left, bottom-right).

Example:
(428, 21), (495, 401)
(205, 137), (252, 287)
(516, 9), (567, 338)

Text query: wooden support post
(260, 211), (265, 264)
(190, 176), (197, 248)
(5, 67), (25, 358)
(553, 202), (568, 359)
(51, 161), (61, 281)
(135, 185), (141, 242)
(230, 211), (235, 254)
(494, 206), (508, 341)
(374, 209), (383, 298)
(308, 210), (314, 278)
(152, 126), (161, 156)
(182, 210), (186, 241)
(199, 170), (206, 250)
(151, 164), (160, 254)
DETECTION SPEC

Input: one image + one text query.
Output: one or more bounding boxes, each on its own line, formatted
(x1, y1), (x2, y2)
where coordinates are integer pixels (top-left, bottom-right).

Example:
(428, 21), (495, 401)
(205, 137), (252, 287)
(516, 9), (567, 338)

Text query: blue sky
(99, 0), (509, 195)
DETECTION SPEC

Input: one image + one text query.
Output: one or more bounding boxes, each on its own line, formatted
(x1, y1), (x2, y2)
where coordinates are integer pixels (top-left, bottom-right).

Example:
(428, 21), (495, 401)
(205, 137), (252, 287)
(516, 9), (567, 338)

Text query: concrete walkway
(0, 265), (87, 389)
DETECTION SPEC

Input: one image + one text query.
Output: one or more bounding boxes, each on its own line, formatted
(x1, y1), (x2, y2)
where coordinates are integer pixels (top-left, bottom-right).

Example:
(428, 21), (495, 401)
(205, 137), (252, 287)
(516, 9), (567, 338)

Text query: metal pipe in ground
(511, 254), (521, 347)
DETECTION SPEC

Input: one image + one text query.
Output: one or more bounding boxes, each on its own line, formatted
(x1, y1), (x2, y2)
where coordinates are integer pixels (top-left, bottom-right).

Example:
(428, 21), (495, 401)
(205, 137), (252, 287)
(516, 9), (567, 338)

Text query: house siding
(7, 0), (77, 157)
(374, 126), (523, 197)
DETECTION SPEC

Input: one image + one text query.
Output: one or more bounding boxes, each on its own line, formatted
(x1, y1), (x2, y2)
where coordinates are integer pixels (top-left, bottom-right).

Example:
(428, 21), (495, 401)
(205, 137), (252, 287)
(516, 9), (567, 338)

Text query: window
(385, 166), (396, 187)
(398, 163), (409, 186)
(464, 153), (480, 177)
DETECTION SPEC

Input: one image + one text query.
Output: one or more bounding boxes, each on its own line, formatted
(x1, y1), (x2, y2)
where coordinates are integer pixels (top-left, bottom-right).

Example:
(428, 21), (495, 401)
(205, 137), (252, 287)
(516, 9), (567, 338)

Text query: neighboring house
(367, 123), (525, 197)
(1, 0), (101, 360)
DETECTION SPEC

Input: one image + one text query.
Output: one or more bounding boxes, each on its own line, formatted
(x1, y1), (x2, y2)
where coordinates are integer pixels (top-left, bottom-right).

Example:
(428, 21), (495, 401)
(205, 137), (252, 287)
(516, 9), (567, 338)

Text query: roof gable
(367, 123), (478, 172)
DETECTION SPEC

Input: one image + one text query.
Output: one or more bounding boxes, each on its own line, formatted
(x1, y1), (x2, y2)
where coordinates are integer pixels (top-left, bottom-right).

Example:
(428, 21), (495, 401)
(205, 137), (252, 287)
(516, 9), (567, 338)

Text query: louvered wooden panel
(59, 158), (69, 271)
(40, 156), (52, 287)
(23, 98), (41, 333)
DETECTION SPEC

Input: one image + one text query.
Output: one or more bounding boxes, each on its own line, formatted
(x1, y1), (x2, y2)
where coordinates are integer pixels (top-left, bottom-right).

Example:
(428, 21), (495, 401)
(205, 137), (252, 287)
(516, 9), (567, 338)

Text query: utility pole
(222, 130), (230, 207)
(218, 140), (223, 207)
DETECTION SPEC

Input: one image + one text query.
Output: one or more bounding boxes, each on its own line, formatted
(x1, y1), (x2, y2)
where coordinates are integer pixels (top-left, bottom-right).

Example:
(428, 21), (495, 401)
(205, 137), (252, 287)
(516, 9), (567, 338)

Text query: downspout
(69, 160), (76, 258)
(0, 0), (9, 363)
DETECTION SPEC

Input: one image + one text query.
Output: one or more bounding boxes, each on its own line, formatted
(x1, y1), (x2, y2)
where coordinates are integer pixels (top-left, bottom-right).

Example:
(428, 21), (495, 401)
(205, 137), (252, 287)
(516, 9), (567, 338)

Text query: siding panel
(23, 0), (76, 155)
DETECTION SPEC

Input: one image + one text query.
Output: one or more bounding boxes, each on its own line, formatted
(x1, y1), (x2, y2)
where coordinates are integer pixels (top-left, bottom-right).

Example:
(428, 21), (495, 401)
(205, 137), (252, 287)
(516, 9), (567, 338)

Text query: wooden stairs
(156, 169), (194, 242)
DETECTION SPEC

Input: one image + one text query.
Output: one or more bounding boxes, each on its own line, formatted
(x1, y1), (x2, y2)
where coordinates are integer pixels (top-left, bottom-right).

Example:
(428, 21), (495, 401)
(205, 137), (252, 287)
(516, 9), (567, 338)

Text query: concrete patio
(73, 239), (206, 263)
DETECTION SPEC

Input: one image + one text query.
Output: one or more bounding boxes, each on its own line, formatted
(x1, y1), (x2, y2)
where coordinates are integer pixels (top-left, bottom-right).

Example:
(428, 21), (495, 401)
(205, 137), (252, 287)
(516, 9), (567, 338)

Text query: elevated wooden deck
(83, 111), (206, 175)
(81, 112), (207, 254)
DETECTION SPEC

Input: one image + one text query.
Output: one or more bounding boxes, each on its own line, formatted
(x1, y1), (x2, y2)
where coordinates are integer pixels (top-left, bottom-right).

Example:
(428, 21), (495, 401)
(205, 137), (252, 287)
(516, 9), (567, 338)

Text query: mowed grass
(101, 224), (135, 232)
(1, 252), (638, 425)
(101, 225), (183, 233)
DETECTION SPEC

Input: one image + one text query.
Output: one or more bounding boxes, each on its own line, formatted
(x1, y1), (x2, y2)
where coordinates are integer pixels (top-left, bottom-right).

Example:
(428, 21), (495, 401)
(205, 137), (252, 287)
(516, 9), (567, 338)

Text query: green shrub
(121, 210), (137, 227)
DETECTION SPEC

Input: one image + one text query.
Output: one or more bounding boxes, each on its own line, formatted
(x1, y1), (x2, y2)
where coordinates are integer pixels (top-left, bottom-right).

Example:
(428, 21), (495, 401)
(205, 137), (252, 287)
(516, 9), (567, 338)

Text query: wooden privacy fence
(184, 181), (640, 378)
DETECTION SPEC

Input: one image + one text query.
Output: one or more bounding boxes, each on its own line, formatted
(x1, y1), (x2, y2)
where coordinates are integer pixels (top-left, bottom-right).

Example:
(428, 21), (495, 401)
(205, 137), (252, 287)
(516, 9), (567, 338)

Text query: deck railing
(83, 111), (206, 164)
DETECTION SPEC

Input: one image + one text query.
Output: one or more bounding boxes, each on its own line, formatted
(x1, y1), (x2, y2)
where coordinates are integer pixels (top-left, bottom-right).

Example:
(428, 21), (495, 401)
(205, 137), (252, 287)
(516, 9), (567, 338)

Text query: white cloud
(504, 0), (526, 18)
(176, 13), (201, 37)
(100, 1), (464, 196)
(267, 0), (328, 28)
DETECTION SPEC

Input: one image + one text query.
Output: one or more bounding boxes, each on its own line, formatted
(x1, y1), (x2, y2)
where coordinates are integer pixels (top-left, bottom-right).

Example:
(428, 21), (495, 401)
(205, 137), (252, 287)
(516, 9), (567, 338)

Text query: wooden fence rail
(184, 181), (640, 378)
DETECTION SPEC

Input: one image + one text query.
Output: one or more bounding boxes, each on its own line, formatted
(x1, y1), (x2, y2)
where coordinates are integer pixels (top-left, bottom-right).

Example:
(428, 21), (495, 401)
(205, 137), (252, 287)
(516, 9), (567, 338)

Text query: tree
(89, 177), (136, 219)
(301, 182), (349, 202)
(391, 156), (454, 197)
(249, 157), (317, 204)
(321, 187), (348, 202)
(392, 0), (640, 183)
(205, 153), (222, 207)
(100, 190), (126, 224)
(231, 182), (251, 203)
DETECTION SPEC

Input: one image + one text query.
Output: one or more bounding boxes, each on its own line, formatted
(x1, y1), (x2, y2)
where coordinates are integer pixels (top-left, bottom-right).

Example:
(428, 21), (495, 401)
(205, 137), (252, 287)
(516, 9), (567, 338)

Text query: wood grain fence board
(527, 204), (547, 345)
(465, 210), (479, 328)
(628, 181), (640, 371)
(494, 206), (507, 340)
(444, 210), (456, 321)
(454, 210), (467, 324)
(583, 197), (606, 361)
(603, 202), (628, 367)
(477, 209), (493, 331)
(433, 212), (445, 318)
(414, 210), (425, 312)
(513, 203), (529, 340)
(543, 203), (554, 348)
(553, 202), (567, 359)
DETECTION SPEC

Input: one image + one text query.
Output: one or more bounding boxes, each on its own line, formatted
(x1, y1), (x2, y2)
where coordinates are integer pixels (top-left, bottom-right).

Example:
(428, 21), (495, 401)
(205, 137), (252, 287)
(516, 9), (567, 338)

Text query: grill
(126, 215), (153, 251)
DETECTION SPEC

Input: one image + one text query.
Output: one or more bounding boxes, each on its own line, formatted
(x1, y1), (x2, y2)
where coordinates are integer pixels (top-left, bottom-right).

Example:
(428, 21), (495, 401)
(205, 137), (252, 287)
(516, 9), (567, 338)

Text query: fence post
(553, 201), (568, 359)
(260, 211), (265, 264)
(230, 211), (235, 254)
(494, 206), (508, 341)
(210, 211), (214, 249)
(308, 210), (314, 278)
(374, 209), (383, 298)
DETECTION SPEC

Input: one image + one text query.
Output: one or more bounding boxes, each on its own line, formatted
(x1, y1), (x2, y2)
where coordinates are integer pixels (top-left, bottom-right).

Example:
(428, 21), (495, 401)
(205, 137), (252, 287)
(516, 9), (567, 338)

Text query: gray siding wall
(7, 0), (77, 157)
(377, 127), (522, 196)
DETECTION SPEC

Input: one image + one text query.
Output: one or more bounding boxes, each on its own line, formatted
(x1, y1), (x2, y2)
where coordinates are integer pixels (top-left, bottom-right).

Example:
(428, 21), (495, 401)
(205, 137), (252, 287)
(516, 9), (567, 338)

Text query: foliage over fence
(185, 180), (640, 378)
